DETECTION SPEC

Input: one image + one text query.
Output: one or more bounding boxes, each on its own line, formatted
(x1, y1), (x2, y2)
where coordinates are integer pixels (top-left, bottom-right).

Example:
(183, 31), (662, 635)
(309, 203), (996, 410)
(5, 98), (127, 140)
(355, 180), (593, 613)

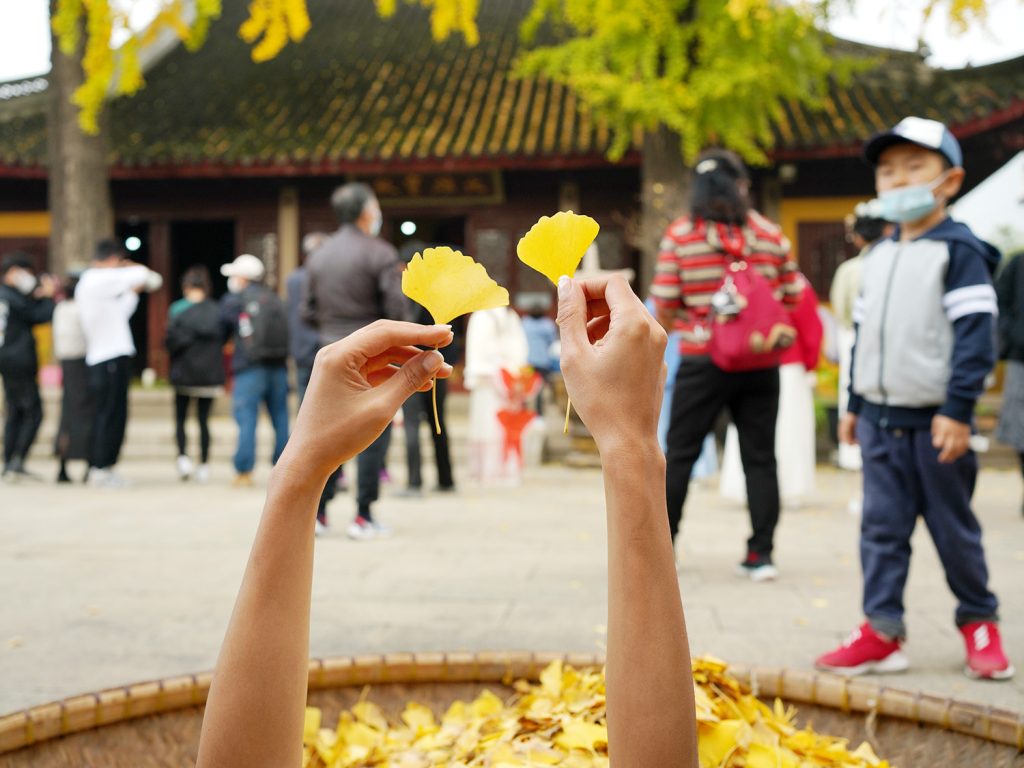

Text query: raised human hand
(277, 320), (453, 484)
(555, 274), (667, 456)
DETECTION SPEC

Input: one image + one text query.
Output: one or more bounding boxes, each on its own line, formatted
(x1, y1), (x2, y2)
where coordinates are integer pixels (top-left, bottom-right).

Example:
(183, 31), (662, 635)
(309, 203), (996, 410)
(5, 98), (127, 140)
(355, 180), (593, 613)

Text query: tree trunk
(639, 125), (691, 296)
(47, 1), (113, 274)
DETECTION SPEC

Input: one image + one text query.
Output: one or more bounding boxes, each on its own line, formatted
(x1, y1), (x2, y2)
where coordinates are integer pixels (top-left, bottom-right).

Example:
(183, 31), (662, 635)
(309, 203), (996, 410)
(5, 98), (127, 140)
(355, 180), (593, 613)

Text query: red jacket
(781, 277), (823, 370)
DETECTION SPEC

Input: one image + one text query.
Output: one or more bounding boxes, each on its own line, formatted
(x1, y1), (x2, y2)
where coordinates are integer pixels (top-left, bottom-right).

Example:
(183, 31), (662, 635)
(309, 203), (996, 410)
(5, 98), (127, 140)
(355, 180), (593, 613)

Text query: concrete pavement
(2, 431), (1023, 717)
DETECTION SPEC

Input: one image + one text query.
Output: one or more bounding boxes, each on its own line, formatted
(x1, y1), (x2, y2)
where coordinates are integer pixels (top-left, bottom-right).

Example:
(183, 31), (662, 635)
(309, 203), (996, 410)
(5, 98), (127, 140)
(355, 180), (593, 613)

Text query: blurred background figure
(464, 305), (528, 485)
(720, 274), (823, 508)
(301, 183), (406, 539)
(832, 207), (889, 472)
(166, 266), (226, 483)
(521, 301), (558, 414)
(52, 268), (93, 483)
(645, 296), (718, 481)
(0, 252), (55, 481)
(219, 254), (290, 488)
(995, 249), (1024, 516)
(397, 240), (457, 498)
(650, 149), (801, 581)
(76, 239), (163, 488)
(288, 232), (327, 404)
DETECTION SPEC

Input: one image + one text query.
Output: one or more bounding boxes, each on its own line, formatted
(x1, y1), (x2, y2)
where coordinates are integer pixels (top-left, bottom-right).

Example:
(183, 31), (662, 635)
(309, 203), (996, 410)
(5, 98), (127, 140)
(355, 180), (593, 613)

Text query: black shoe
(735, 553), (779, 582)
(56, 470), (72, 484)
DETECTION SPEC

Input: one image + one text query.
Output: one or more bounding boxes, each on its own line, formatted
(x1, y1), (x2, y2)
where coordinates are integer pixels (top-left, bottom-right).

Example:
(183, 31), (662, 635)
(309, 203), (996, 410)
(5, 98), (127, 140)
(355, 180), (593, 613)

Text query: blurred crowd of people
(0, 116), (1018, 679)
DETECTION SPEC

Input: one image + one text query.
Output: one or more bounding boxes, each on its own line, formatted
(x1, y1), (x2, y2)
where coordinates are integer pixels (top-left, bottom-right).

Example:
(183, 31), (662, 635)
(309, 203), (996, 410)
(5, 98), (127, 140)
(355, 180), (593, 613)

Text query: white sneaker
(194, 464), (210, 484)
(346, 517), (378, 541)
(89, 469), (129, 489)
(315, 519), (329, 537)
(176, 455), (194, 481)
(87, 468), (111, 487)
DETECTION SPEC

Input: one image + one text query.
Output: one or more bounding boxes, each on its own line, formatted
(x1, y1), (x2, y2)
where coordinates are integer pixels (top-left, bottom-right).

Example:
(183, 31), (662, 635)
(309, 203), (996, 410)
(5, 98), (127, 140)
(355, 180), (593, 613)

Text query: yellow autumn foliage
(302, 658), (892, 767)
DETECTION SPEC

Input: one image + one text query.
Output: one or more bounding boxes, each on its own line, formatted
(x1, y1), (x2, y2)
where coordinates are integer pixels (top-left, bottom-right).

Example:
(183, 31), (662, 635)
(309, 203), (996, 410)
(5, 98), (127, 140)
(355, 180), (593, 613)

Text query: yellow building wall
(778, 196), (866, 268)
(0, 212), (54, 369)
(0, 211), (50, 237)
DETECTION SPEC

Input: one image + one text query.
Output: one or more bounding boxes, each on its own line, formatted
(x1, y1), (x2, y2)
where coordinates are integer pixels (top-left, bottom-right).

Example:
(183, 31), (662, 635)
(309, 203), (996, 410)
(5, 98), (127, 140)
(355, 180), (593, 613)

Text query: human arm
(28, 295), (55, 325)
(556, 274), (697, 768)
(218, 294), (241, 342)
(299, 265), (319, 329)
(164, 313), (194, 356)
(994, 255), (1019, 358)
(934, 246), (999, 462)
(195, 320), (454, 768)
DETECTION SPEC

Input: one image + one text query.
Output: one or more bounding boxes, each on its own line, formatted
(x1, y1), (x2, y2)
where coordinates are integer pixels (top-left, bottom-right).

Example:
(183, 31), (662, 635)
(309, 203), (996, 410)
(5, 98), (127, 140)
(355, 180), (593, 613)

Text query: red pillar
(147, 219), (170, 378)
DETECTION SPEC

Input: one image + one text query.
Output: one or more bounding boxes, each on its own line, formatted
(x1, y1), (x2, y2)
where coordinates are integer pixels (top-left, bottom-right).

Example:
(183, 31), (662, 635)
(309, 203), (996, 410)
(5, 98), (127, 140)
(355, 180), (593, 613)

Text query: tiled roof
(1, 0), (1021, 176)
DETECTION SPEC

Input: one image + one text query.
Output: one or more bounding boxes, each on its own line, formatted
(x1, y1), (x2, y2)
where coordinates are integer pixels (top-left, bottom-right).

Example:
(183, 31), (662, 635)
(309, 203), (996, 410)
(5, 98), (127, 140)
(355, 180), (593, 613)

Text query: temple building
(0, 0), (1021, 373)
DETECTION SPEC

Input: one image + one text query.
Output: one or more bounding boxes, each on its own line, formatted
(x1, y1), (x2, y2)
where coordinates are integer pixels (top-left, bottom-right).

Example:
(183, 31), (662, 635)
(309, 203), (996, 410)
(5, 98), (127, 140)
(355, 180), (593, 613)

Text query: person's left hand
(277, 320), (453, 485)
(932, 414), (970, 464)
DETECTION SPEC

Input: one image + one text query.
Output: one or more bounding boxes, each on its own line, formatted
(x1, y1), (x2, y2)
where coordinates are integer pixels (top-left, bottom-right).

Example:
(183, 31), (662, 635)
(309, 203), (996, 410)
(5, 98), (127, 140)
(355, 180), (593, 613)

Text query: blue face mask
(873, 171), (949, 223)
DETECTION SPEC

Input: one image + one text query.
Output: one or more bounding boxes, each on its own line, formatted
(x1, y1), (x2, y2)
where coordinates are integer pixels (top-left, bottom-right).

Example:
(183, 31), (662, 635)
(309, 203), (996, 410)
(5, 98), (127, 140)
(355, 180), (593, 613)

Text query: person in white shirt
(75, 239), (163, 487)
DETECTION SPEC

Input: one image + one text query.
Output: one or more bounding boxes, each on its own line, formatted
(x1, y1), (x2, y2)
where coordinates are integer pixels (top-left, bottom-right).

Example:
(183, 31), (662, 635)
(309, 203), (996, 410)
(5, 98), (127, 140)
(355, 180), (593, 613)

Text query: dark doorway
(170, 220), (236, 302)
(798, 221), (857, 299)
(390, 215), (466, 254)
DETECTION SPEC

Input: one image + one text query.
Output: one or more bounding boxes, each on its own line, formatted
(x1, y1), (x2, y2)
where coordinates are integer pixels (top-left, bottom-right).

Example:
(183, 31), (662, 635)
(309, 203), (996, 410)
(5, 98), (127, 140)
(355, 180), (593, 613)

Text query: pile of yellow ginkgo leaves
(301, 657), (891, 768)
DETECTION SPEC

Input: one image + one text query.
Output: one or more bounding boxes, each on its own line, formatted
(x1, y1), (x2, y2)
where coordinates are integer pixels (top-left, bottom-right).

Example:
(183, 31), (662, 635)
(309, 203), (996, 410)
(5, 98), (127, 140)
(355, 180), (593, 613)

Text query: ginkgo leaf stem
(563, 398), (572, 435)
(432, 344), (441, 435)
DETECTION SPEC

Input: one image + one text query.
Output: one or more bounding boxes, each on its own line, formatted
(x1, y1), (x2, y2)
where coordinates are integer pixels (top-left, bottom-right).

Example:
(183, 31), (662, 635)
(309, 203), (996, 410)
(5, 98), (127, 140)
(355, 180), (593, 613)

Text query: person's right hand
(276, 320), (453, 486)
(838, 412), (858, 445)
(36, 274), (57, 299)
(556, 274), (667, 455)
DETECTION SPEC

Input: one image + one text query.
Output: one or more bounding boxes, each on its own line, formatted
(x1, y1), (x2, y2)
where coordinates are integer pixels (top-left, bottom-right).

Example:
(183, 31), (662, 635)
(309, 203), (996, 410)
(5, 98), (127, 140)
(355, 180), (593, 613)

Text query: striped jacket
(650, 211), (801, 356)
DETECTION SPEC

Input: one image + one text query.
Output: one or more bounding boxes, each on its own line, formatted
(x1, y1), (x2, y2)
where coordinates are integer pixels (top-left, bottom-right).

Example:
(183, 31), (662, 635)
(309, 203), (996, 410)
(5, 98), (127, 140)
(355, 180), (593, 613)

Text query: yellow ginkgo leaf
(516, 210), (600, 284)
(402, 246), (509, 325)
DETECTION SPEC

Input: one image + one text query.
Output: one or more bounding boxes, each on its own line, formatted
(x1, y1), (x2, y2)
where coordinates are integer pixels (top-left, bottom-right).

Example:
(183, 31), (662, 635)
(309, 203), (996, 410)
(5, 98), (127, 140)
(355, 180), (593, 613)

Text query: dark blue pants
(232, 365), (289, 474)
(858, 418), (999, 638)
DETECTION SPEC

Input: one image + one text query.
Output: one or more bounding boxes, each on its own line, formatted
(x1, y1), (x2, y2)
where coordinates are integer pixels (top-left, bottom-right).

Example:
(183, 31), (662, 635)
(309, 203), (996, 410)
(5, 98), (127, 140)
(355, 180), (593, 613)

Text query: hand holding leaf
(517, 211), (600, 432)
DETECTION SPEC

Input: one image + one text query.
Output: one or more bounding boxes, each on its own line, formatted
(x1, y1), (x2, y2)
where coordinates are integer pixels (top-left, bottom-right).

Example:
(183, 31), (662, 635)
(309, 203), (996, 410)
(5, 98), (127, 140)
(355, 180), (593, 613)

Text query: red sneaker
(960, 621), (1015, 680)
(815, 622), (909, 676)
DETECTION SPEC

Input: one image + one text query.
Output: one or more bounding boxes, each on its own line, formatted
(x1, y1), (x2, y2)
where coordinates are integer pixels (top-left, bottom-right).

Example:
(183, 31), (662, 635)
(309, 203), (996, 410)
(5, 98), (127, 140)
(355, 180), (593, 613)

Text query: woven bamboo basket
(1, 651), (1022, 767)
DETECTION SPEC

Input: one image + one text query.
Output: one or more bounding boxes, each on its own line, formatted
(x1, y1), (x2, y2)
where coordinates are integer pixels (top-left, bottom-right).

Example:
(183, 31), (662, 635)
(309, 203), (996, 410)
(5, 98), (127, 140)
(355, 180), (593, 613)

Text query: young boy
(816, 117), (1014, 680)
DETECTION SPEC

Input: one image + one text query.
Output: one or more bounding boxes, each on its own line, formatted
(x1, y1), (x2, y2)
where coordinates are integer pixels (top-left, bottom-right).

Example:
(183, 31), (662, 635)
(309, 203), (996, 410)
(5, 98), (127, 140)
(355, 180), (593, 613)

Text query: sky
(1, 0), (1023, 82)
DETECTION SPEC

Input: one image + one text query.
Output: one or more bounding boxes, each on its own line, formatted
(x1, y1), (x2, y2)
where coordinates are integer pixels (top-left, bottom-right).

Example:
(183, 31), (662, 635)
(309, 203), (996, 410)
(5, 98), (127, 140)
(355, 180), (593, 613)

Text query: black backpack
(241, 287), (290, 363)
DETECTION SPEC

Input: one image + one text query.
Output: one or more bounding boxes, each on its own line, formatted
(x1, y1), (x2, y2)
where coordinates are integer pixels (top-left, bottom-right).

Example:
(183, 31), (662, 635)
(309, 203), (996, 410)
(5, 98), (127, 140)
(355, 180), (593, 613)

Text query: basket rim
(1, 650), (1021, 755)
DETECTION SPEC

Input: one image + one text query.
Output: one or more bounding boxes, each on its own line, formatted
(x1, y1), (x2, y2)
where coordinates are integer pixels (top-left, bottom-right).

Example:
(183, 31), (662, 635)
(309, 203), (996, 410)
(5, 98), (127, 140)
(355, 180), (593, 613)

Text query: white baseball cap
(864, 116), (963, 168)
(220, 254), (265, 280)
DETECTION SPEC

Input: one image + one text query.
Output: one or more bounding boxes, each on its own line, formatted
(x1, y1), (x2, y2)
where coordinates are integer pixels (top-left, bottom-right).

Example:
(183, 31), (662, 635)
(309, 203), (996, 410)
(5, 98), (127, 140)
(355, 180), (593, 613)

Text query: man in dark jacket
(301, 182), (405, 540)
(0, 252), (55, 479)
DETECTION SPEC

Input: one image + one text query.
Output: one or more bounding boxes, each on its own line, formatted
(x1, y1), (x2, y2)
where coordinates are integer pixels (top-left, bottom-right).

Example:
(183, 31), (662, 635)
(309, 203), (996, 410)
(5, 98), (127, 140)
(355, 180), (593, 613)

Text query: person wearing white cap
(219, 254), (290, 487)
(75, 238), (163, 488)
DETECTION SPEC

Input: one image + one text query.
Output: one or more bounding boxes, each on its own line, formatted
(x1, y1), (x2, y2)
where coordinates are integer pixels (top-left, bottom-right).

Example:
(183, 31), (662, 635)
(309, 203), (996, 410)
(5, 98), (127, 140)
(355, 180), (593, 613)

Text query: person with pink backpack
(650, 149), (802, 581)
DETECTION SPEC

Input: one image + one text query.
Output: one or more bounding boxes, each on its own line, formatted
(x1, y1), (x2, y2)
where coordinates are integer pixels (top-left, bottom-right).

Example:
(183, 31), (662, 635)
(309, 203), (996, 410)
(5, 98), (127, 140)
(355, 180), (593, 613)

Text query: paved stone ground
(2, 418), (1023, 717)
